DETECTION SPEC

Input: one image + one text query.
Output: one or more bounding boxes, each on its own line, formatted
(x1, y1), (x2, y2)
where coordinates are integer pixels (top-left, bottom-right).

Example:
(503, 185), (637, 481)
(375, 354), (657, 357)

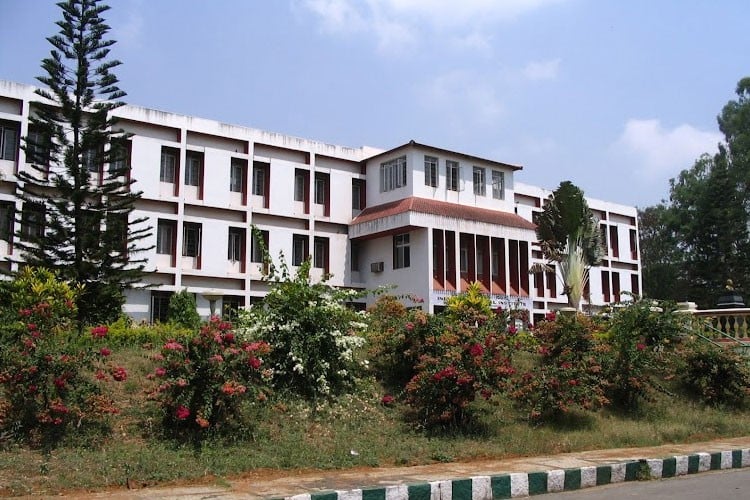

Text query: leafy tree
(167, 289), (201, 330)
(638, 204), (689, 300)
(15, 0), (151, 326)
(534, 181), (603, 309)
(646, 78), (750, 307)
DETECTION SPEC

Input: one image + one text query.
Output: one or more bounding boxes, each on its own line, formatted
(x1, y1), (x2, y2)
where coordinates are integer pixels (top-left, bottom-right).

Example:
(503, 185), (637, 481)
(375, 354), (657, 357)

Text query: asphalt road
(543, 467), (750, 499)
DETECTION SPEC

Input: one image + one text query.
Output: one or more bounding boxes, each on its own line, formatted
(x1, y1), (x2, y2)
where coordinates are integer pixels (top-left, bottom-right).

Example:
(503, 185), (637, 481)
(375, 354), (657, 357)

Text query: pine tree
(15, 0), (151, 326)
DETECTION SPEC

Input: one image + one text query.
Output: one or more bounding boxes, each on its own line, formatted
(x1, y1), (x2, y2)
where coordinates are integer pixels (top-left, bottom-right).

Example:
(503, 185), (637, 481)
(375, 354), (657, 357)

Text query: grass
(1, 345), (750, 496)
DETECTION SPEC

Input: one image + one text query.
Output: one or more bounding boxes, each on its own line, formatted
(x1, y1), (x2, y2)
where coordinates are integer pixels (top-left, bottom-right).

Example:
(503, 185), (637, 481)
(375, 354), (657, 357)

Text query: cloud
(615, 119), (722, 180)
(300, 0), (567, 54)
(521, 58), (561, 81)
(418, 70), (504, 126)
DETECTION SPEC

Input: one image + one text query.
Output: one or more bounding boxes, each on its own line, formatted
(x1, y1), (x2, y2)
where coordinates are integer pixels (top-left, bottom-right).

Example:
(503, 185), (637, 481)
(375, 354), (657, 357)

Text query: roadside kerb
(280, 448), (750, 500)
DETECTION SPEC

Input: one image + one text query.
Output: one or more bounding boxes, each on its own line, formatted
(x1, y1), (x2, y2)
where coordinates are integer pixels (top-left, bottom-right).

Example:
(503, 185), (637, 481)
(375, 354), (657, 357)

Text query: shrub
(365, 295), (429, 389)
(167, 289), (201, 331)
(601, 298), (685, 410)
(102, 315), (193, 347)
(404, 286), (519, 430)
(235, 259), (368, 399)
(509, 313), (609, 423)
(148, 317), (271, 440)
(679, 340), (750, 408)
(0, 268), (122, 449)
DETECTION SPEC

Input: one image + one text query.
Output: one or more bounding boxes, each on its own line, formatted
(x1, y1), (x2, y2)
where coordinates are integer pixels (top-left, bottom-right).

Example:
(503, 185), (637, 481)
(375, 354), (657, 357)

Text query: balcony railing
(691, 308), (750, 339)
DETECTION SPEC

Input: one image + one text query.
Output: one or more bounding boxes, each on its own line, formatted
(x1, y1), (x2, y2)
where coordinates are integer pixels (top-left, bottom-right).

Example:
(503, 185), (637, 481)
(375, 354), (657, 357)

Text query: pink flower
(99, 347), (111, 357)
(155, 367), (166, 377)
(90, 325), (108, 339)
(95, 370), (107, 380)
(223, 332), (235, 343)
(27, 323), (37, 331)
(545, 311), (557, 322)
(381, 394), (395, 406)
(405, 322), (415, 331)
(508, 325), (518, 335)
(248, 356), (262, 369)
(19, 308), (32, 317)
(54, 377), (66, 389)
(111, 366), (128, 382)
(636, 343), (646, 351)
(210, 354), (224, 363)
(175, 405), (190, 420)
(164, 341), (184, 351)
(568, 379), (579, 386)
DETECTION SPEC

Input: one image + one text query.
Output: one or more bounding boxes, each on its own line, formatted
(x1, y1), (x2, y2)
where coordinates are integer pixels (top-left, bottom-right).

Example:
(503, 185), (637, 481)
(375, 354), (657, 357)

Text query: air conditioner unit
(370, 261), (384, 273)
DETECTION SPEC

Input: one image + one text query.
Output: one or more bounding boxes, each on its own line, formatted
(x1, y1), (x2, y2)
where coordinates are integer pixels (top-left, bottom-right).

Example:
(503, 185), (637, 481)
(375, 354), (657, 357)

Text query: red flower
(19, 308), (32, 317)
(381, 394), (395, 405)
(469, 343), (484, 357)
(155, 367), (166, 377)
(508, 325), (518, 335)
(248, 356), (262, 369)
(28, 384), (37, 394)
(196, 416), (210, 428)
(90, 325), (108, 339)
(99, 347), (111, 357)
(223, 332), (235, 343)
(54, 377), (67, 389)
(27, 323), (38, 331)
(95, 370), (107, 380)
(636, 343), (646, 351)
(568, 379), (579, 386)
(111, 366), (128, 382)
(175, 405), (190, 420)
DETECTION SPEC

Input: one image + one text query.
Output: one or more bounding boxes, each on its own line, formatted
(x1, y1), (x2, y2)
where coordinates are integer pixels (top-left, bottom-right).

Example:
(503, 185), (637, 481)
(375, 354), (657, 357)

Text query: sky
(0, 0), (747, 208)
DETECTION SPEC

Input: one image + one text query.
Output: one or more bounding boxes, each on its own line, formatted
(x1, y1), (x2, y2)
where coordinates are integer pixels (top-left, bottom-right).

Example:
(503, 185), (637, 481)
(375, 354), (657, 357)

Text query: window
(83, 148), (99, 173)
(424, 155), (438, 187)
(106, 213), (128, 253)
(352, 179), (364, 210)
(151, 291), (172, 323)
(491, 170), (504, 200)
(460, 245), (468, 273)
(313, 236), (329, 270)
(156, 219), (176, 255)
(252, 165), (266, 196)
(473, 167), (485, 196)
(185, 153), (202, 187)
(379, 155), (407, 192)
(222, 295), (245, 320)
(182, 222), (202, 257)
(160, 149), (177, 182)
(314, 174), (326, 205)
(292, 234), (308, 266)
(393, 233), (410, 269)
(110, 139), (130, 175)
(350, 241), (360, 272)
(294, 171), (306, 202)
(0, 202), (13, 241)
(0, 121), (19, 161)
(21, 203), (44, 239)
(230, 159), (245, 192)
(251, 229), (269, 263)
(228, 227), (245, 262)
(446, 160), (459, 191)
(26, 127), (50, 166)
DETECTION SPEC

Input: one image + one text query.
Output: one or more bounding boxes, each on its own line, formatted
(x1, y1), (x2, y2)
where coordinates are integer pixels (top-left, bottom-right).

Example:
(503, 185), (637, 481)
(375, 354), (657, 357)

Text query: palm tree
(533, 181), (603, 309)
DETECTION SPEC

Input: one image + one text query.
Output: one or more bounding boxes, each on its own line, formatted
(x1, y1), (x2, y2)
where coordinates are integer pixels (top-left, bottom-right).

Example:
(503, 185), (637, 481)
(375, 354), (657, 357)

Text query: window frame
(156, 219), (175, 255)
(446, 160), (460, 191)
(185, 153), (202, 187)
(491, 170), (505, 200)
(314, 175), (326, 205)
(0, 202), (13, 242)
(229, 159), (244, 193)
(250, 229), (269, 263)
(424, 155), (438, 187)
(393, 232), (411, 269)
(227, 227), (245, 262)
(294, 172), (306, 202)
(182, 222), (202, 257)
(313, 236), (329, 270)
(473, 166), (486, 196)
(0, 121), (19, 161)
(379, 155), (407, 192)
(160, 150), (177, 183)
(252, 165), (266, 196)
(292, 234), (308, 266)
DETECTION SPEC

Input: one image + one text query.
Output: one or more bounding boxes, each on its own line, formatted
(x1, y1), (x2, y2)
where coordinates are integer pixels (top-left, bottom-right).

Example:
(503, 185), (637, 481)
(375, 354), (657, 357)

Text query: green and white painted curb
(279, 449), (750, 499)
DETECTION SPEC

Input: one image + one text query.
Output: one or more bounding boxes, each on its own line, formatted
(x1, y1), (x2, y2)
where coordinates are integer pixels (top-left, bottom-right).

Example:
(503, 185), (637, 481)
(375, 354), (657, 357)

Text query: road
(544, 467), (750, 499)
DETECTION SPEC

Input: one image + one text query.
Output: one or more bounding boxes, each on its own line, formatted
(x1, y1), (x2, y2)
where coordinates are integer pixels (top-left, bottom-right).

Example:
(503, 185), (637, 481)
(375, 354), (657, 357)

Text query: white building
(0, 80), (641, 323)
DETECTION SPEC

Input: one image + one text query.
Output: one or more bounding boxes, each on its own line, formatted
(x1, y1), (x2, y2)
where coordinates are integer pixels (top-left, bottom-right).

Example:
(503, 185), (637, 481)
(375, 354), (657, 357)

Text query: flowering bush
(678, 339), (750, 408)
(404, 285), (519, 430)
(601, 297), (685, 410)
(0, 268), (121, 448)
(365, 294), (430, 389)
(149, 316), (271, 438)
(236, 259), (367, 399)
(509, 313), (609, 423)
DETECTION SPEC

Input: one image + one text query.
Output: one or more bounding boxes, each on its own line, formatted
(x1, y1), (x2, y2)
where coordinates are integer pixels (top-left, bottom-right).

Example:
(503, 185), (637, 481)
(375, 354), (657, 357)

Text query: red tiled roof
(352, 197), (536, 230)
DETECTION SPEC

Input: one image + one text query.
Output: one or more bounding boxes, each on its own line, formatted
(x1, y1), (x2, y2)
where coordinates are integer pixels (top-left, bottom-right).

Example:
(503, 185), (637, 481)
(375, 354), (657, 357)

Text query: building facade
(0, 80), (641, 323)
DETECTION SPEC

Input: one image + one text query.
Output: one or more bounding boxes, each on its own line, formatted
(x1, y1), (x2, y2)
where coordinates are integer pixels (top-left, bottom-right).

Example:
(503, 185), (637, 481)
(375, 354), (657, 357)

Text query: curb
(279, 448), (750, 500)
